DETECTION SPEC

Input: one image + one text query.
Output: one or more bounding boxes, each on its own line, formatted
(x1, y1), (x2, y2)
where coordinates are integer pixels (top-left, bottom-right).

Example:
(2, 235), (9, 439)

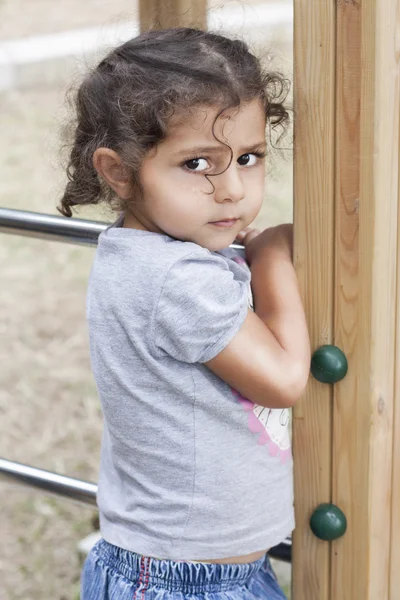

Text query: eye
(184, 157), (210, 172)
(237, 153), (258, 167)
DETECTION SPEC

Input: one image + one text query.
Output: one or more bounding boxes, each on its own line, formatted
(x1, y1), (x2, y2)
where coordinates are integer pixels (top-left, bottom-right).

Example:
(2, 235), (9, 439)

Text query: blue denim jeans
(81, 539), (288, 599)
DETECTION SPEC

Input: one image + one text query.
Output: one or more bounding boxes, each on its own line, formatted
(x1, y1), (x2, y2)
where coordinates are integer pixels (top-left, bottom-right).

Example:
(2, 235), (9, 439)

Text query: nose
(213, 164), (245, 203)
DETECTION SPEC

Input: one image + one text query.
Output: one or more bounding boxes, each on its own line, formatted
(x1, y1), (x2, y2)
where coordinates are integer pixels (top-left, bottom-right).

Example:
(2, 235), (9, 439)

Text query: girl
(59, 27), (310, 600)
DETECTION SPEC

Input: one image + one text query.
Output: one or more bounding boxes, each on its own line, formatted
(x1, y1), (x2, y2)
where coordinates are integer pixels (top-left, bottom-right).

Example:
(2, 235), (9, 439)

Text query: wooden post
(139, 0), (207, 31)
(293, 0), (400, 599)
(292, 0), (335, 597)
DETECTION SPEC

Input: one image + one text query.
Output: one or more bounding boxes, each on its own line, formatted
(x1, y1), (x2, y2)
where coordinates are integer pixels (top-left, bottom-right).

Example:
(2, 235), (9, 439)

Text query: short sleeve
(153, 251), (251, 363)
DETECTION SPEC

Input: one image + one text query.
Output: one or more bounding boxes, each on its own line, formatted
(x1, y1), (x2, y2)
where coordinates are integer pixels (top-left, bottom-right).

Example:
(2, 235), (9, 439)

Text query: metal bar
(0, 207), (107, 246)
(0, 208), (244, 250)
(0, 458), (97, 507)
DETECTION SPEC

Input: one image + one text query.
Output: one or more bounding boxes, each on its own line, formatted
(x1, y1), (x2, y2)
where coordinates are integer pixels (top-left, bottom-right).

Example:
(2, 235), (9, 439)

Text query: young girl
(59, 27), (310, 600)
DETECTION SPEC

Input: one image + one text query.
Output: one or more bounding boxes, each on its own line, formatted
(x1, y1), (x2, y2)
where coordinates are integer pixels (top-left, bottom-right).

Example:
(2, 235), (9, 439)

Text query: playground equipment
(1, 0), (399, 598)
(292, 0), (400, 598)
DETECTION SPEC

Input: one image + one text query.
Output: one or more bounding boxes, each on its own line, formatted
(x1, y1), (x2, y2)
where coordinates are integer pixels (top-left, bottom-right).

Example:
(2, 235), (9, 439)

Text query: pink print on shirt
(230, 254), (292, 463)
(231, 388), (292, 463)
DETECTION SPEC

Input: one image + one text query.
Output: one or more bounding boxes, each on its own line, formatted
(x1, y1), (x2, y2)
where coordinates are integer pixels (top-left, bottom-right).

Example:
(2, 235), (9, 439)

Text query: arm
(205, 225), (311, 408)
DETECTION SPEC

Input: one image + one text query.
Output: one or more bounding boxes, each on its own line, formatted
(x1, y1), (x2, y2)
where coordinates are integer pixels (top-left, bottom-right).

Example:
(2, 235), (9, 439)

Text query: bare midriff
(153, 548), (269, 564)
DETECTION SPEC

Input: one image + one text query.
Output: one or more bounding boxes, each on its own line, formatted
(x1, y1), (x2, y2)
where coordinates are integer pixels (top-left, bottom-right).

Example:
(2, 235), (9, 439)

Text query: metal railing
(0, 458), (97, 506)
(0, 207), (292, 563)
(0, 207), (107, 246)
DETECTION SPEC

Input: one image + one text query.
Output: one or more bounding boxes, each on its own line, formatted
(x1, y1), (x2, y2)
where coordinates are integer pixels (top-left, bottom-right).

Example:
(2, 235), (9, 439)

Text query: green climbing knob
(310, 345), (348, 383)
(310, 503), (347, 541)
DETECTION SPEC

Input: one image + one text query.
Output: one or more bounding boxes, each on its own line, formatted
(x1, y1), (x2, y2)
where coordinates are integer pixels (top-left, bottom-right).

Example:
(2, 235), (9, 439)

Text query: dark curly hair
(58, 27), (290, 217)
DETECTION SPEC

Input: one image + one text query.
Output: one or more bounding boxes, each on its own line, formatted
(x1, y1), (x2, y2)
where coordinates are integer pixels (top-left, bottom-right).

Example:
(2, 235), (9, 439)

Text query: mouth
(208, 218), (239, 228)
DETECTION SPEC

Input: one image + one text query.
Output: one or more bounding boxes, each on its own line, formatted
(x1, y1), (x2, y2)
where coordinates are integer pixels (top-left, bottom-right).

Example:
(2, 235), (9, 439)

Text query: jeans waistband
(94, 539), (267, 593)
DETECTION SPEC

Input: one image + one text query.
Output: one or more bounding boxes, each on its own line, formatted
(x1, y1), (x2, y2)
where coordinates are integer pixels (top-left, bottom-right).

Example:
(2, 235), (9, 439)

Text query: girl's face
(127, 99), (267, 252)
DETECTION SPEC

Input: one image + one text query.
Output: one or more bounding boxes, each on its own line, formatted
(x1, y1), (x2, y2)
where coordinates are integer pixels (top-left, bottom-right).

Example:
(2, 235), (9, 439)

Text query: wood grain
(139, 0), (206, 31)
(332, 0), (400, 598)
(390, 4), (400, 594)
(331, 3), (367, 599)
(292, 0), (336, 598)
(294, 0), (400, 597)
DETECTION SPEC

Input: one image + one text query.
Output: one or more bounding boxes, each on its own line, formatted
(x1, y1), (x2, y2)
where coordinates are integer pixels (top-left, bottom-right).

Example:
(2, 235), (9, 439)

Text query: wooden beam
(139, 0), (207, 32)
(292, 0), (336, 597)
(332, 0), (399, 597)
(391, 113), (400, 600)
(294, 0), (400, 598)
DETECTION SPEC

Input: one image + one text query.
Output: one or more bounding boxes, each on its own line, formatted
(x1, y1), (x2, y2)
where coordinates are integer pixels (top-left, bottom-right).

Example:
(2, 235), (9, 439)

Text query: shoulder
(98, 226), (211, 265)
(162, 243), (251, 287)
(95, 228), (250, 290)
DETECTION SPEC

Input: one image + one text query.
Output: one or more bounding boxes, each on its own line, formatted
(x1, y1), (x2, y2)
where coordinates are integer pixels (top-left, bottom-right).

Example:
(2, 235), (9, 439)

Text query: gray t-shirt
(87, 218), (295, 560)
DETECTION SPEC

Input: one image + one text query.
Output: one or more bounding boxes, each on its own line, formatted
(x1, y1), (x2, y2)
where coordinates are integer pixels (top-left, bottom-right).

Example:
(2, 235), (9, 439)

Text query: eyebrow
(174, 141), (267, 157)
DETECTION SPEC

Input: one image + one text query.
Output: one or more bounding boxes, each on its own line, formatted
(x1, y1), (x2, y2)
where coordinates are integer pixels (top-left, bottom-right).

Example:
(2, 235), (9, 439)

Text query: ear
(93, 148), (132, 199)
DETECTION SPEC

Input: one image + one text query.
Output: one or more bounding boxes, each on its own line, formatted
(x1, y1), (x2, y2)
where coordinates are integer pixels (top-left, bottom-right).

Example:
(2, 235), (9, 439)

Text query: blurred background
(0, 1), (293, 598)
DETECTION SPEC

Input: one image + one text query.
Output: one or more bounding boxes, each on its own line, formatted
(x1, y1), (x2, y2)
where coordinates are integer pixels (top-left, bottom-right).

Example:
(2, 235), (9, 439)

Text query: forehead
(164, 99), (266, 149)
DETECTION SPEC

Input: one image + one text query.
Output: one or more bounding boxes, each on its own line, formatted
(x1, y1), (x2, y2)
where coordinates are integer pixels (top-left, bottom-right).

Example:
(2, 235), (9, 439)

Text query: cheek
(151, 185), (206, 228)
(243, 174), (265, 218)
(156, 177), (208, 212)
(245, 170), (265, 198)
(175, 171), (212, 198)
(149, 168), (205, 198)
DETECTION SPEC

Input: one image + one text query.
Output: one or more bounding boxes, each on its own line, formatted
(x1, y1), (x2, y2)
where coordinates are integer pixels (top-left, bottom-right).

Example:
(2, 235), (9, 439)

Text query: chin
(202, 238), (236, 253)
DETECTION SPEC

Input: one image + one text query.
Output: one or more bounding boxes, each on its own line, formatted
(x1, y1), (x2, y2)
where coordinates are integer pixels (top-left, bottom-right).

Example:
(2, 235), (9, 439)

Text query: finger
(236, 227), (252, 238)
(241, 229), (261, 245)
(236, 227), (260, 241)
(249, 227), (261, 236)
(235, 230), (248, 242)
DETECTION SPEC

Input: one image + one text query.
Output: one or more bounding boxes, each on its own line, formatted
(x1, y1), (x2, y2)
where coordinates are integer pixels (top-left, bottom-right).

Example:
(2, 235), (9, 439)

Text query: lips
(209, 218), (239, 227)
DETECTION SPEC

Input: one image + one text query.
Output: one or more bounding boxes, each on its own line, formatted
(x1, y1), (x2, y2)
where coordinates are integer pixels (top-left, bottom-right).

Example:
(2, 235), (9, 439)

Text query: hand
(236, 224), (293, 265)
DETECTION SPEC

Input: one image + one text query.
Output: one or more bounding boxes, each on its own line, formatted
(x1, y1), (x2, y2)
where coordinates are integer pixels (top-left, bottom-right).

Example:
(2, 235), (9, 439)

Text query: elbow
(282, 365), (310, 407)
(257, 364), (309, 409)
